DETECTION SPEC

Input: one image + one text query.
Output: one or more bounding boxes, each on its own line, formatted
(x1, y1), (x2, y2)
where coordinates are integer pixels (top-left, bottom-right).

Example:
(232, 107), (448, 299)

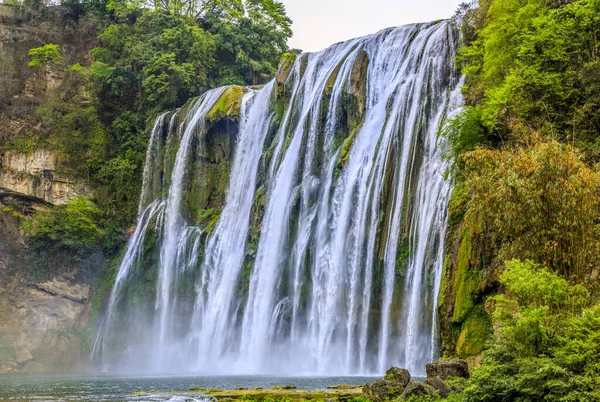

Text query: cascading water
(93, 20), (463, 376)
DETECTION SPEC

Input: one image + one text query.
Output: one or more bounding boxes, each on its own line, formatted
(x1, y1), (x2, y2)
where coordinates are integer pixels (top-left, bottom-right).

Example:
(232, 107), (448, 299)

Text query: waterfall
(94, 20), (463, 376)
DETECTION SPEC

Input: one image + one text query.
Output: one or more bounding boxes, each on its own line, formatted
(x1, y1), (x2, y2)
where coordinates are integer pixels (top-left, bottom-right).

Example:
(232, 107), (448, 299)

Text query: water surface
(0, 374), (377, 401)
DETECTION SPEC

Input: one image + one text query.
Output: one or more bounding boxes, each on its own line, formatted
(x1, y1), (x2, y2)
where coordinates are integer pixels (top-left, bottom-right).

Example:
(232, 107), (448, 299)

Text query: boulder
(424, 376), (452, 398)
(426, 359), (470, 380)
(362, 380), (405, 402)
(384, 367), (411, 388)
(400, 381), (429, 399)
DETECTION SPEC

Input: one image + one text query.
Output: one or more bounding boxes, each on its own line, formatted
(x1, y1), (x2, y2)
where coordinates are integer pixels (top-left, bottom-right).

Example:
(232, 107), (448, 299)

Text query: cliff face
(0, 4), (98, 373)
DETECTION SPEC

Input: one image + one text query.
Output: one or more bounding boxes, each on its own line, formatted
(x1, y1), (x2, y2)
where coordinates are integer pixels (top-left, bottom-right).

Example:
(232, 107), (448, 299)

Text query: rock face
(401, 381), (429, 399)
(0, 211), (93, 373)
(0, 150), (91, 205)
(426, 359), (470, 380)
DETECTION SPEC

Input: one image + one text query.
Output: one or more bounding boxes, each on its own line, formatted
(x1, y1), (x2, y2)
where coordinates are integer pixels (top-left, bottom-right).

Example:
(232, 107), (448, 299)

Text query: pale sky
(282, 0), (464, 52)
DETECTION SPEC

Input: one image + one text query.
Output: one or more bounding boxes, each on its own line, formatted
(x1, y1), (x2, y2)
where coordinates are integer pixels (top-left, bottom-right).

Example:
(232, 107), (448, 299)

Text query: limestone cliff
(1, 149), (91, 205)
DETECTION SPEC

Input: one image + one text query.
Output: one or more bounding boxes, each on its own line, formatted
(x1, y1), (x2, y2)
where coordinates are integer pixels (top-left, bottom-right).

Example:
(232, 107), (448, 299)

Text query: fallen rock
(426, 359), (470, 380)
(424, 376), (452, 398)
(401, 381), (429, 399)
(384, 367), (411, 388)
(362, 379), (405, 402)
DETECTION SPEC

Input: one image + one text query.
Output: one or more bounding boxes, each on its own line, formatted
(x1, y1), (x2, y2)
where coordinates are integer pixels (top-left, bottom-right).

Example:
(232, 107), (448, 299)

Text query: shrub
(21, 196), (104, 254)
(460, 259), (600, 402)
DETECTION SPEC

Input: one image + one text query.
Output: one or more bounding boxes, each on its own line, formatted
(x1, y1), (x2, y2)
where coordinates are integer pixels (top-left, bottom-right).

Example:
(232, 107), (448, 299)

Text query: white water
(94, 21), (462, 377)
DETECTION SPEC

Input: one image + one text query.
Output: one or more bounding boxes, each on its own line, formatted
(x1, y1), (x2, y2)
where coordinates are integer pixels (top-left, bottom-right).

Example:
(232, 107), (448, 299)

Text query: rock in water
(362, 380), (405, 402)
(426, 360), (470, 380)
(384, 367), (411, 388)
(424, 376), (452, 398)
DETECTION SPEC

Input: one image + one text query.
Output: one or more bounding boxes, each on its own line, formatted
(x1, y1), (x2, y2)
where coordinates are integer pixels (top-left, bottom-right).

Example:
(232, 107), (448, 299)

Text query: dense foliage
(433, 0), (600, 400)
(20, 195), (121, 255)
(409, 260), (600, 402)
(27, 43), (63, 69)
(462, 260), (600, 401)
(456, 0), (600, 157)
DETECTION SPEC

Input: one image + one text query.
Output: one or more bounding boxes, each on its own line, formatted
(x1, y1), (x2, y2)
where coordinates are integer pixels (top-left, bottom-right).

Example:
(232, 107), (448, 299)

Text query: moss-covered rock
(455, 305), (492, 357)
(451, 229), (478, 323)
(275, 52), (297, 85)
(362, 379), (405, 402)
(206, 86), (246, 123)
(346, 49), (368, 129)
(439, 182), (496, 361)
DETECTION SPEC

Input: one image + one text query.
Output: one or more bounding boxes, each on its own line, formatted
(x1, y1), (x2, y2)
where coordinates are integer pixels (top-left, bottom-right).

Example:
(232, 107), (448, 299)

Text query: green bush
(21, 196), (104, 253)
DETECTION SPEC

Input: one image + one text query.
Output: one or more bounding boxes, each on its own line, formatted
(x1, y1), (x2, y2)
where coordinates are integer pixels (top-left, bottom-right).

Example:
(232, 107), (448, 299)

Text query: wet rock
(362, 379), (405, 402)
(401, 381), (429, 399)
(424, 376), (452, 398)
(206, 85), (245, 122)
(384, 367), (411, 388)
(426, 359), (470, 380)
(347, 49), (368, 122)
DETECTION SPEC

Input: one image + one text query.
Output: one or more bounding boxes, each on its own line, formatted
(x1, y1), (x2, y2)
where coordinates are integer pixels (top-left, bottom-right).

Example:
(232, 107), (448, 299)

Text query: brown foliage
(463, 141), (600, 282)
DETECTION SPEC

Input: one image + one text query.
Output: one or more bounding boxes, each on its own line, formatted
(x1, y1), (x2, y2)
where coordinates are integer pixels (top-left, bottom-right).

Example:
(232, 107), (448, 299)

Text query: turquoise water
(0, 374), (377, 401)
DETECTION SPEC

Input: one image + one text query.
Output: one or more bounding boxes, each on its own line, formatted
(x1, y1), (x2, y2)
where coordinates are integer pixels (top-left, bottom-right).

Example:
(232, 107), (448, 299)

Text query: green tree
(204, 0), (292, 85)
(28, 44), (62, 69)
(458, 0), (600, 156)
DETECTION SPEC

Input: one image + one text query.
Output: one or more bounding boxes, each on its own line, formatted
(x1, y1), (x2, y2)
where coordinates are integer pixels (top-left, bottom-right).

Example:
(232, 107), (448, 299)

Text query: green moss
(337, 120), (363, 168)
(448, 182), (468, 227)
(206, 86), (245, 123)
(90, 250), (122, 322)
(204, 208), (223, 235)
(452, 229), (478, 323)
(438, 256), (450, 310)
(195, 208), (216, 225)
(455, 305), (492, 357)
(395, 236), (411, 281)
